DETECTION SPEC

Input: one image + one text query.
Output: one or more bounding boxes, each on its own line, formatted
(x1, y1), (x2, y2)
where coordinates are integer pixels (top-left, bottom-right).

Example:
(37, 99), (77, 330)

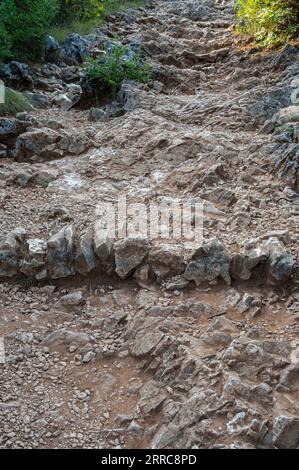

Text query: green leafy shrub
(0, 0), (146, 64)
(0, 4), (13, 62)
(55, 0), (105, 24)
(50, 1), (145, 43)
(235, 0), (299, 46)
(0, 88), (31, 116)
(0, 0), (59, 63)
(86, 44), (151, 95)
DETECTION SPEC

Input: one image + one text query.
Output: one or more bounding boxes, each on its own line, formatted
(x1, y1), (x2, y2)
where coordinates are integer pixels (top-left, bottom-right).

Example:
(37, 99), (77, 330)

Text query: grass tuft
(0, 87), (32, 116)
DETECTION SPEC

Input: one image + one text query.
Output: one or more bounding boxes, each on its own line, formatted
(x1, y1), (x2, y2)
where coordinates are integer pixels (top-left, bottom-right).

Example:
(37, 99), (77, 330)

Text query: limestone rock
(47, 225), (76, 279)
(1, 61), (33, 89)
(264, 237), (294, 285)
(149, 244), (187, 281)
(0, 117), (28, 139)
(271, 415), (299, 449)
(54, 84), (82, 111)
(61, 33), (91, 64)
(15, 128), (61, 162)
(114, 236), (151, 279)
(130, 329), (164, 358)
(0, 228), (27, 277)
(75, 228), (96, 275)
(184, 238), (232, 286)
(93, 224), (115, 266)
(41, 329), (91, 348)
(59, 290), (85, 307)
(20, 238), (47, 278)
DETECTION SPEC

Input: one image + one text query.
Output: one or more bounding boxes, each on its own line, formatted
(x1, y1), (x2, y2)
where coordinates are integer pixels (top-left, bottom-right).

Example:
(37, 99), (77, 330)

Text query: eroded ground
(0, 0), (299, 449)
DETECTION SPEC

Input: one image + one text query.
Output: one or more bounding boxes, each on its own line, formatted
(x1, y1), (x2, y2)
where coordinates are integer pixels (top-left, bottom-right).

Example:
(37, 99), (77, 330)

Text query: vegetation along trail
(0, 0), (299, 449)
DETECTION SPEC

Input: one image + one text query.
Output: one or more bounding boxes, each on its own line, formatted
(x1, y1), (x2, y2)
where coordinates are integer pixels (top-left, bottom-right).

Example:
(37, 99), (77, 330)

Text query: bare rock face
(61, 33), (91, 64)
(15, 128), (61, 162)
(1, 61), (33, 89)
(114, 236), (151, 279)
(275, 105), (299, 125)
(41, 329), (91, 348)
(0, 228), (27, 277)
(59, 290), (85, 307)
(54, 84), (82, 111)
(271, 415), (299, 449)
(264, 237), (294, 285)
(149, 244), (187, 281)
(15, 127), (88, 162)
(230, 239), (267, 281)
(230, 237), (294, 285)
(47, 225), (76, 279)
(74, 227), (96, 276)
(130, 329), (165, 358)
(0, 117), (28, 140)
(93, 224), (115, 267)
(184, 238), (232, 286)
(20, 238), (47, 279)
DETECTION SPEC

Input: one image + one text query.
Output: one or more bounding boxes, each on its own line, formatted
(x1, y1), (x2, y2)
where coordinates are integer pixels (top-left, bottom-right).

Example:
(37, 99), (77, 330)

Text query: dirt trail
(0, 0), (299, 449)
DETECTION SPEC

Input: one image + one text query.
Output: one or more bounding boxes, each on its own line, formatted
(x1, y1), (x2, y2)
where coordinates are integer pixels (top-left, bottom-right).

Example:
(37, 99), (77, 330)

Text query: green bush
(87, 44), (151, 95)
(236, 0), (299, 46)
(0, 1), (146, 64)
(0, 88), (31, 116)
(54, 0), (105, 24)
(0, 0), (59, 63)
(50, 1), (145, 43)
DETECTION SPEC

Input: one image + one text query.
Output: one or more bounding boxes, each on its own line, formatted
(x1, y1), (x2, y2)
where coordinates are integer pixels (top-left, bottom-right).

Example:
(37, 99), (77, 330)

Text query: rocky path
(0, 0), (299, 449)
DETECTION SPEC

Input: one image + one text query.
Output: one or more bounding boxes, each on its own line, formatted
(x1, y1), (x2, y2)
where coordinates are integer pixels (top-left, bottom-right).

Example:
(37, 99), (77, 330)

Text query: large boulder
(1, 61), (33, 89)
(47, 225), (76, 279)
(230, 238), (267, 281)
(265, 237), (294, 285)
(271, 415), (299, 449)
(75, 228), (96, 276)
(114, 236), (151, 279)
(0, 228), (27, 277)
(20, 238), (47, 279)
(93, 223), (115, 266)
(61, 33), (91, 64)
(149, 244), (187, 281)
(54, 83), (82, 110)
(117, 80), (140, 112)
(0, 117), (28, 140)
(184, 238), (232, 286)
(15, 127), (61, 162)
(41, 328), (91, 348)
(15, 127), (88, 162)
(44, 35), (61, 63)
(232, 237), (293, 285)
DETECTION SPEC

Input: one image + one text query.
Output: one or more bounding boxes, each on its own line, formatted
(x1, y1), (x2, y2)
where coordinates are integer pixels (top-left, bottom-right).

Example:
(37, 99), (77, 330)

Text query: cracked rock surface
(0, 0), (299, 449)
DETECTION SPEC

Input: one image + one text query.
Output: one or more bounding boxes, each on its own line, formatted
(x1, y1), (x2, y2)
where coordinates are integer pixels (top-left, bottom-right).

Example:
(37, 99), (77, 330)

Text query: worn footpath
(0, 0), (299, 449)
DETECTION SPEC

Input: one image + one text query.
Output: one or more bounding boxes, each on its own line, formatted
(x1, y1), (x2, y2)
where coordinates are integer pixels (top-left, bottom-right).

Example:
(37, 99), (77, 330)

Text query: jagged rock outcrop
(15, 127), (89, 162)
(114, 236), (151, 279)
(184, 238), (232, 286)
(47, 225), (76, 279)
(0, 225), (294, 289)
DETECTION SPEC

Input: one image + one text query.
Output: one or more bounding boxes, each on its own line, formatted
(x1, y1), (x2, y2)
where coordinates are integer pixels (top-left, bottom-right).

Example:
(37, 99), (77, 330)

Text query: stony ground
(0, 0), (299, 449)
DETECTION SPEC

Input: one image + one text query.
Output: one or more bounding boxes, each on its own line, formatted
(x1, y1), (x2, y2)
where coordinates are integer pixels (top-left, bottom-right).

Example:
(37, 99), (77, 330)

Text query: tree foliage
(0, 1), (145, 63)
(0, 0), (60, 62)
(236, 0), (299, 46)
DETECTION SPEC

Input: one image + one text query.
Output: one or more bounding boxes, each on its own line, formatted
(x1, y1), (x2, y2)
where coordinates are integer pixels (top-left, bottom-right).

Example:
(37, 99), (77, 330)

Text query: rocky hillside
(0, 0), (299, 449)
